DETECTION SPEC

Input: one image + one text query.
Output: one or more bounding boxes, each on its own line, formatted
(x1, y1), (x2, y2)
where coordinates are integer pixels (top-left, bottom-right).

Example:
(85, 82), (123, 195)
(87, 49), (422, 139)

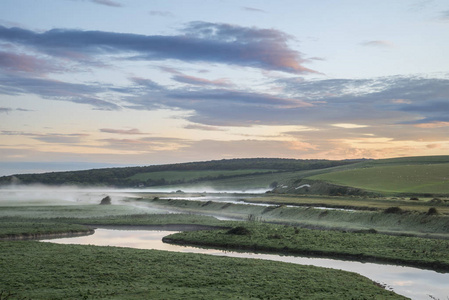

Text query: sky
(0, 0), (449, 176)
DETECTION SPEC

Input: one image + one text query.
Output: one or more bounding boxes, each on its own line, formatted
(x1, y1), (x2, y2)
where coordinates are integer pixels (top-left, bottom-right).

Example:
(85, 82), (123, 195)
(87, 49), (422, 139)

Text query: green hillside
(304, 156), (449, 196)
(0, 158), (357, 188)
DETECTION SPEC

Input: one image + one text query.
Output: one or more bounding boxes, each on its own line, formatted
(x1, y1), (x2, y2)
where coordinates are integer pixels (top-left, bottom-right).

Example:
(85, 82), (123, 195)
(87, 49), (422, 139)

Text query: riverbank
(164, 222), (449, 272)
(143, 197), (449, 239)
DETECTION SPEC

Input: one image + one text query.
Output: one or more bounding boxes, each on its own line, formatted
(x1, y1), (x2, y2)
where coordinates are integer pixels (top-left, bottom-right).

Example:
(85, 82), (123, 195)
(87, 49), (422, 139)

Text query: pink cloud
(414, 122), (449, 128)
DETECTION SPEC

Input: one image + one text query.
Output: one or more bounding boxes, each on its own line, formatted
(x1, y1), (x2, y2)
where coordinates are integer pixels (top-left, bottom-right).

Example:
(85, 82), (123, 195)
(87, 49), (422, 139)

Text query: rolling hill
(1, 156), (448, 197)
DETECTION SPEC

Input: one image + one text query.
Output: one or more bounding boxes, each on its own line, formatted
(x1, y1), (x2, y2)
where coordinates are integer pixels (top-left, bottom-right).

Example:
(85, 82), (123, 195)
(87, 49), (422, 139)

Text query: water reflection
(42, 229), (449, 300)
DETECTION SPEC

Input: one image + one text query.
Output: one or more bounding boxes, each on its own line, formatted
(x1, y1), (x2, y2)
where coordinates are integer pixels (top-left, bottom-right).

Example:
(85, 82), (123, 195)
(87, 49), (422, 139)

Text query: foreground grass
(0, 241), (405, 299)
(166, 222), (449, 271)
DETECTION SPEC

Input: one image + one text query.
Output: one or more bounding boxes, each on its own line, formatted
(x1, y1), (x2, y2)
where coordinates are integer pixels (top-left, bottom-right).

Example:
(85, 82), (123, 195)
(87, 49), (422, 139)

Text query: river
(42, 228), (449, 300)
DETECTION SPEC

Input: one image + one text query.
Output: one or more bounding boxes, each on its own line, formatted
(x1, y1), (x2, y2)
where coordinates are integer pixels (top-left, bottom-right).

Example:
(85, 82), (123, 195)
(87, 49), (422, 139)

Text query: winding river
(42, 228), (449, 300)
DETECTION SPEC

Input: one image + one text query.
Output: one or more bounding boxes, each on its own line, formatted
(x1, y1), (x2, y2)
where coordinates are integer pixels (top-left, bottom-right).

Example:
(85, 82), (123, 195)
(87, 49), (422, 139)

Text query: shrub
(227, 226), (251, 235)
(384, 206), (402, 214)
(427, 207), (439, 215)
(99, 196), (111, 205)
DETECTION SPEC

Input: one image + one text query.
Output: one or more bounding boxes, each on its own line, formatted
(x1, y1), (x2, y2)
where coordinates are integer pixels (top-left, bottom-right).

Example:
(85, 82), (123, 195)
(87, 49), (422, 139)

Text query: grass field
(307, 163), (449, 195)
(165, 222), (449, 271)
(0, 241), (404, 299)
(128, 169), (277, 182)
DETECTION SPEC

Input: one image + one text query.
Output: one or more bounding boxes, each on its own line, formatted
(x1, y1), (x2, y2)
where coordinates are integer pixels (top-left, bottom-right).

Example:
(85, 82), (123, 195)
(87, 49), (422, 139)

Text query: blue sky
(1, 0), (448, 175)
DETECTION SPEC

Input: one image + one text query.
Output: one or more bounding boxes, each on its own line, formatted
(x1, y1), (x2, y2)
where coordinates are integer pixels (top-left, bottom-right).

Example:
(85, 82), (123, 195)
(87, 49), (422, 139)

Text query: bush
(99, 196), (111, 205)
(427, 207), (439, 215)
(384, 206), (402, 214)
(227, 226), (251, 235)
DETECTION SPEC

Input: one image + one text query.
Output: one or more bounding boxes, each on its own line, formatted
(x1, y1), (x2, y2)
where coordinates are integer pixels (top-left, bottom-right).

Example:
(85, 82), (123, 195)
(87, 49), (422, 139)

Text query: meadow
(0, 204), (409, 299)
(165, 222), (449, 271)
(2, 155), (449, 299)
(308, 163), (449, 195)
(1, 240), (404, 299)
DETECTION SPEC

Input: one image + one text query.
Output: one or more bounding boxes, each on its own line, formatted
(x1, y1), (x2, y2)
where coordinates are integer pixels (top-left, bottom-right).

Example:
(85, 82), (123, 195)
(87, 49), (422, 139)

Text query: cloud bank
(0, 22), (315, 74)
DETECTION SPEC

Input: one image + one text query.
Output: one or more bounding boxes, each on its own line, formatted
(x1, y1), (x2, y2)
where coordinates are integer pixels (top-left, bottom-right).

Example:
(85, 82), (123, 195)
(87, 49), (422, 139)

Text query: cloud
(0, 51), (63, 75)
(439, 10), (449, 21)
(0, 107), (12, 114)
(172, 74), (232, 87)
(184, 124), (227, 131)
(242, 7), (267, 13)
(0, 74), (120, 110)
(100, 137), (191, 152)
(167, 89), (312, 108)
(0, 107), (33, 113)
(413, 121), (449, 128)
(92, 0), (122, 7)
(70, 0), (122, 7)
(361, 40), (395, 48)
(1, 131), (89, 144)
(0, 22), (317, 74)
(332, 123), (369, 129)
(100, 128), (146, 134)
(159, 67), (233, 87)
(149, 10), (174, 17)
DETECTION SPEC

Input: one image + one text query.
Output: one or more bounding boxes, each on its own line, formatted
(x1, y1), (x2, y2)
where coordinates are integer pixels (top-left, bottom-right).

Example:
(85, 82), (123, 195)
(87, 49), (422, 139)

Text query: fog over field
(0, 184), (269, 206)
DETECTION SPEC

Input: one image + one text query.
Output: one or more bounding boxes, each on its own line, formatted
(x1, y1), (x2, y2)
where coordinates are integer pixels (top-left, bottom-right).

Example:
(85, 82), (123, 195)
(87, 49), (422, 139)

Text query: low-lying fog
(0, 184), (269, 206)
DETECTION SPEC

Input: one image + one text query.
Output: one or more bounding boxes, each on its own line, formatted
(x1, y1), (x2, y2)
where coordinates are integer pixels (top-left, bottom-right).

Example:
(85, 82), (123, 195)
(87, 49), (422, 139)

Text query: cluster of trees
(0, 158), (361, 187)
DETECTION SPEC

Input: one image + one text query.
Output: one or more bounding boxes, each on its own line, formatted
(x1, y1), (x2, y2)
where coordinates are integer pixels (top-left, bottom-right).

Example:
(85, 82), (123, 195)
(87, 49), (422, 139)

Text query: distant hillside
(0, 158), (359, 188)
(275, 156), (449, 197)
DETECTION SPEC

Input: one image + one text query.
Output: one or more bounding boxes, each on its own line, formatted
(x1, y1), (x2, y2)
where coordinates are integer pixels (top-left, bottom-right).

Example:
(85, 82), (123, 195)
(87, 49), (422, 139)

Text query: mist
(0, 184), (269, 206)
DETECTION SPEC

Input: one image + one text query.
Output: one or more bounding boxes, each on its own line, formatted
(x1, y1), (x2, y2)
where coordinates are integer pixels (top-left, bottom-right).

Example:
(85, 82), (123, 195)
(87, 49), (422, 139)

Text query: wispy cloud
(242, 7), (267, 13)
(0, 107), (33, 113)
(360, 40), (395, 48)
(100, 128), (146, 135)
(149, 10), (174, 17)
(70, 0), (122, 7)
(159, 66), (233, 87)
(0, 107), (12, 114)
(0, 50), (63, 75)
(172, 74), (232, 87)
(0, 74), (120, 110)
(0, 22), (317, 74)
(1, 131), (89, 144)
(92, 0), (122, 7)
(184, 124), (227, 131)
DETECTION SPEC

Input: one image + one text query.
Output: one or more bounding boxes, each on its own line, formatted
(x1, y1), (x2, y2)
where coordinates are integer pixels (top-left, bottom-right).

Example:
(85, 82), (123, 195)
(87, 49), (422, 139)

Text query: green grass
(128, 169), (277, 182)
(166, 222), (449, 271)
(0, 204), (155, 219)
(0, 220), (91, 239)
(0, 241), (405, 299)
(307, 163), (449, 194)
(145, 197), (449, 238)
